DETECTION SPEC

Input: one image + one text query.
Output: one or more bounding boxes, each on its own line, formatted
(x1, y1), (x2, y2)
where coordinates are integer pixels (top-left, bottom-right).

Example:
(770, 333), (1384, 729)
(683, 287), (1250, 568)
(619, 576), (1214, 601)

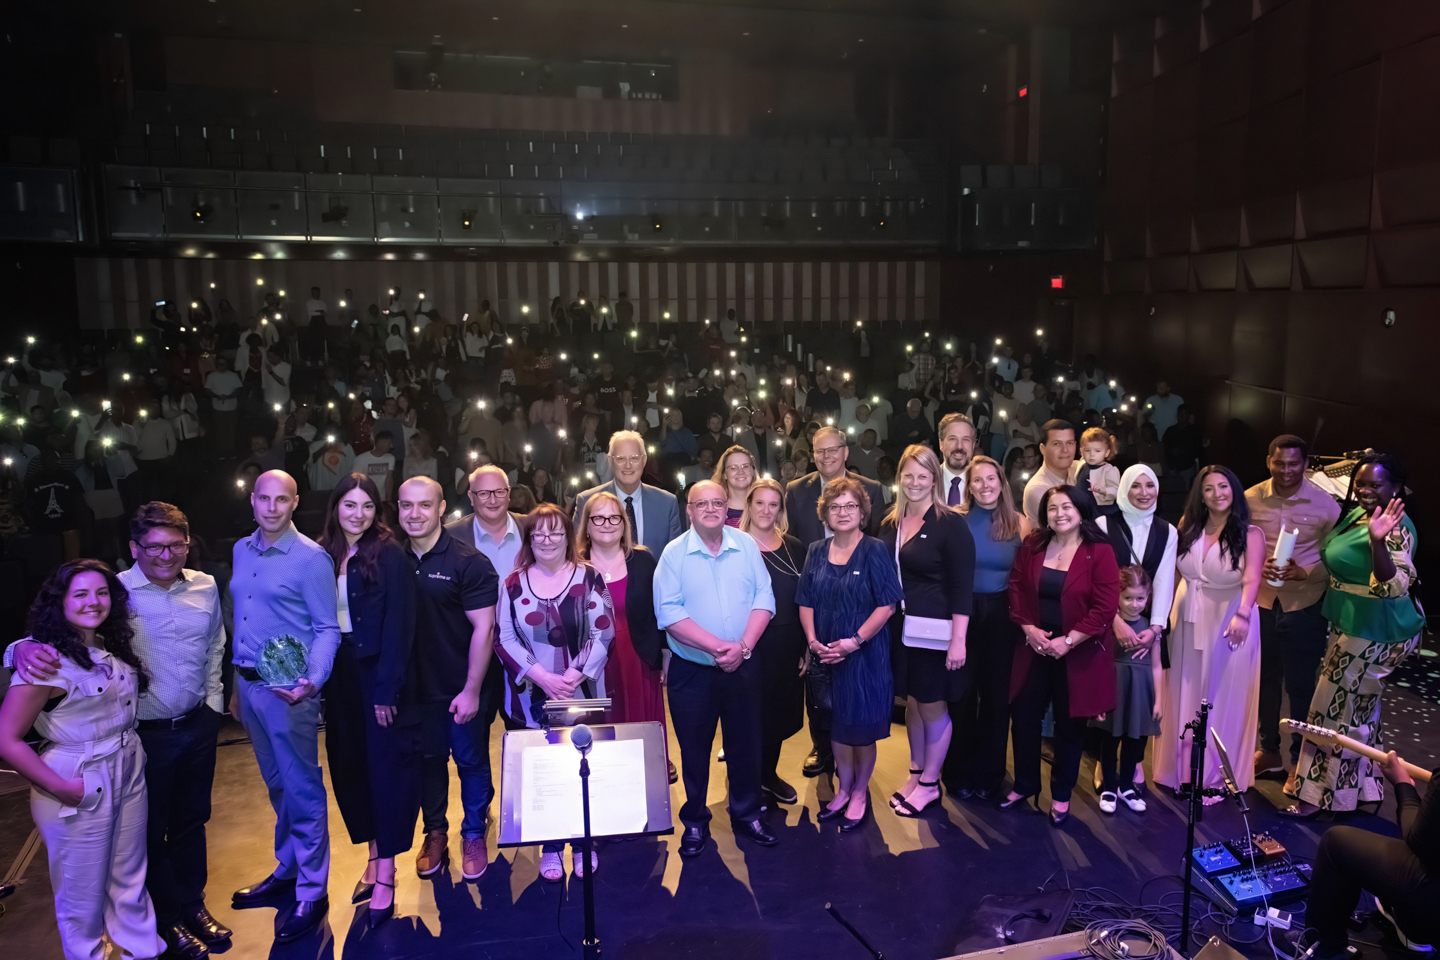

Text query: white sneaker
(1376, 898), (1435, 952)
(1119, 787), (1148, 813)
(539, 851), (564, 883)
(1098, 791), (1118, 814)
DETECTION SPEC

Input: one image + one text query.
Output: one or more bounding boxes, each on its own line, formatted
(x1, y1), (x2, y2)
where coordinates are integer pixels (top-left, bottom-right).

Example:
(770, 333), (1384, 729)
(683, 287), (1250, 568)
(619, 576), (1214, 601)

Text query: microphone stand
(578, 742), (600, 960)
(1177, 700), (1228, 957)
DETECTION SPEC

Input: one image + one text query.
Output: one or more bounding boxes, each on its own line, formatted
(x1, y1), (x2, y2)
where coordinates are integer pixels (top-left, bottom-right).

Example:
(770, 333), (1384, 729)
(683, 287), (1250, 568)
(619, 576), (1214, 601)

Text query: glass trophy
(255, 634), (308, 688)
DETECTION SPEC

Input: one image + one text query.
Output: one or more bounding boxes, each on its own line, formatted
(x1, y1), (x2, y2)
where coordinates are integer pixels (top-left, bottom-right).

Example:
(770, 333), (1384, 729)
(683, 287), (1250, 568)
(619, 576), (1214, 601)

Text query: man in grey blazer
(782, 425), (886, 781)
(573, 430), (683, 558)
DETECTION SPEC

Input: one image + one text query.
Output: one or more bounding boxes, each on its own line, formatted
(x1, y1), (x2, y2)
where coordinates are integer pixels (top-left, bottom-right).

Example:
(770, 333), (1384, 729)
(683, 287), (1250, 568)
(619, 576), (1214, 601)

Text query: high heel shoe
(816, 796), (850, 822)
(890, 768), (922, 807)
(839, 795), (871, 833)
(352, 857), (378, 904)
(367, 880), (395, 929)
(894, 780), (943, 817)
(996, 792), (1039, 811)
(1049, 804), (1070, 826)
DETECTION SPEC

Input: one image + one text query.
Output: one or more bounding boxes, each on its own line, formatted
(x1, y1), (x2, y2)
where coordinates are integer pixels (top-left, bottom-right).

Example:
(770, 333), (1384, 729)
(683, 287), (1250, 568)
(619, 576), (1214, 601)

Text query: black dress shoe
(232, 874), (296, 905)
(762, 776), (799, 805)
(972, 787), (995, 803)
(802, 747), (833, 778)
(731, 817), (778, 846)
(182, 904), (233, 944)
(162, 920), (209, 960)
(839, 797), (872, 833)
(816, 801), (849, 823)
(951, 785), (975, 800)
(678, 824), (710, 858)
(667, 760), (678, 784)
(274, 897), (328, 943)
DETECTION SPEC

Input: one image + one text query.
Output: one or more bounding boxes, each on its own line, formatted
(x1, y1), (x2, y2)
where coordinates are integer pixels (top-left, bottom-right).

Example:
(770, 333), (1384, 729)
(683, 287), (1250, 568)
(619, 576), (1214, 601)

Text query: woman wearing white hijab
(1092, 464), (1178, 804)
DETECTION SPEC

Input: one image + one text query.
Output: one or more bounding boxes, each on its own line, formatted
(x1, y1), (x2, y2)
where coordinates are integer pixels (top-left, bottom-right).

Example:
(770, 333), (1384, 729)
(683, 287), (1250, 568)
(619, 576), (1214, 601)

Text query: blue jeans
(1257, 599), (1331, 763)
(419, 672), (500, 840)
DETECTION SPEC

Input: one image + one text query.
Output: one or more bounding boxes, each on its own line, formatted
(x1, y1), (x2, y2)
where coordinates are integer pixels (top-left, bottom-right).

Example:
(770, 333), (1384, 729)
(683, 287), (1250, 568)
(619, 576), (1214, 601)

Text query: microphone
(571, 724), (593, 752)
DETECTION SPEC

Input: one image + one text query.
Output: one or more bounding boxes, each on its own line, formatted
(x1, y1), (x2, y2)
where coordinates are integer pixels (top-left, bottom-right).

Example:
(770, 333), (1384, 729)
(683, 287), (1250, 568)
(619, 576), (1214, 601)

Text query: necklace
(762, 540), (801, 579)
(591, 551), (627, 583)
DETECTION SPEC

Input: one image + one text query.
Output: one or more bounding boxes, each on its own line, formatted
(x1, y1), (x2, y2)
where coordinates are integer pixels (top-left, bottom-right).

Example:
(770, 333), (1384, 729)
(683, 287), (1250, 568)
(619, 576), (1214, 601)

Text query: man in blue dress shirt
(227, 470), (340, 943)
(655, 479), (776, 857)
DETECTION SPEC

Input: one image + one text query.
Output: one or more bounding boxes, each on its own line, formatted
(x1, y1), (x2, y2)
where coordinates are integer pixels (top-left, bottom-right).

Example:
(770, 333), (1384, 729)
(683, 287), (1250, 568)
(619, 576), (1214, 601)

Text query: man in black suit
(783, 425), (886, 777)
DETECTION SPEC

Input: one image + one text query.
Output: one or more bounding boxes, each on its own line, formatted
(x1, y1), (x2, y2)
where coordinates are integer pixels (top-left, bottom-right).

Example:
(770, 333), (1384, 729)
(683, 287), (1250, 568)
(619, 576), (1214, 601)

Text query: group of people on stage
(0, 407), (1430, 959)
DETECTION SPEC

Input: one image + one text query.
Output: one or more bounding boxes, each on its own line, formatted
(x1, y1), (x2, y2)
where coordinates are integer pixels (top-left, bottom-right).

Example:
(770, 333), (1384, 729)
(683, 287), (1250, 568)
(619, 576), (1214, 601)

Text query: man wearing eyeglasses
(573, 430), (683, 558)
(784, 425), (885, 778)
(655, 480), (776, 857)
(8, 502), (231, 959)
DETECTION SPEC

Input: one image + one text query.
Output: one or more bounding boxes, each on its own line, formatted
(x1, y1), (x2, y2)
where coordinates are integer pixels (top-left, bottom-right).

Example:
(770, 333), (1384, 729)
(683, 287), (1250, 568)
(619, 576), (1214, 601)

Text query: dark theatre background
(1, 0), (1438, 958)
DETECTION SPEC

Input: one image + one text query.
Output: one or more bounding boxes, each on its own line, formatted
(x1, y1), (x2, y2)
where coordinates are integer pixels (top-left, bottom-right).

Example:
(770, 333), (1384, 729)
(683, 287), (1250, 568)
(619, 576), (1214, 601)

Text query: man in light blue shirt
(227, 470), (339, 943)
(655, 480), (775, 857)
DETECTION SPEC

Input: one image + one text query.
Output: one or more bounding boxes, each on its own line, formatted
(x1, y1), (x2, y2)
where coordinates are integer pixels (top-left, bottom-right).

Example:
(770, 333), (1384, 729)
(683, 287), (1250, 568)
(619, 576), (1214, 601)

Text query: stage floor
(3, 679), (1437, 960)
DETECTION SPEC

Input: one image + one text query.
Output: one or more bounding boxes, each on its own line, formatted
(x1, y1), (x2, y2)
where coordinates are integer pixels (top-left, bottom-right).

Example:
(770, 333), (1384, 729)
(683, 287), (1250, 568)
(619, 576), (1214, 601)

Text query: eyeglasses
(137, 540), (189, 557)
(826, 502), (861, 514)
(611, 454), (644, 466)
(813, 445), (846, 458)
(724, 464), (753, 474)
(589, 515), (625, 527)
(689, 498), (727, 511)
(469, 488), (510, 500)
(530, 531), (568, 543)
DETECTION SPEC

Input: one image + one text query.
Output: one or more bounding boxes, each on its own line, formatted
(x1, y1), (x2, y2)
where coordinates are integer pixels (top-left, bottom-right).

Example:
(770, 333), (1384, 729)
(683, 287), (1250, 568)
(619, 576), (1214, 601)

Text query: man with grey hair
(573, 429), (682, 557)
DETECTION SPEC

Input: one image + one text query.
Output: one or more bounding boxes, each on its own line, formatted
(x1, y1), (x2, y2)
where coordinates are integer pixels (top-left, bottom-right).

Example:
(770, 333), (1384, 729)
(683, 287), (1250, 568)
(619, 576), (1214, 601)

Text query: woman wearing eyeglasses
(495, 503), (615, 882)
(796, 477), (905, 831)
(576, 492), (671, 779)
(715, 444), (758, 528)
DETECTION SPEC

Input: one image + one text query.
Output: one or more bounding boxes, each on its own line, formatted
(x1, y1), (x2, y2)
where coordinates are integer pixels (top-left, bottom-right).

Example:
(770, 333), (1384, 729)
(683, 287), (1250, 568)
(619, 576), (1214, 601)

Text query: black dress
(757, 535), (807, 747)
(881, 506), (977, 704)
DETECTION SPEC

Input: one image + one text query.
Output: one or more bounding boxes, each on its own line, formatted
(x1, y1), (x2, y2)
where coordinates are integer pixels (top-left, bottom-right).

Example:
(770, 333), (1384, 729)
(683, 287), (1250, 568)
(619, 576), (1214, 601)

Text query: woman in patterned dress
(1285, 454), (1424, 817)
(495, 503), (616, 879)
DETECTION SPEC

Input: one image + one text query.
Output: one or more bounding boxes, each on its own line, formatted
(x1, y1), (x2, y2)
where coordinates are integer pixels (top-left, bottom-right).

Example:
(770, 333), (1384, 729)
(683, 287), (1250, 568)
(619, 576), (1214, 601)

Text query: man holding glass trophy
(227, 470), (341, 943)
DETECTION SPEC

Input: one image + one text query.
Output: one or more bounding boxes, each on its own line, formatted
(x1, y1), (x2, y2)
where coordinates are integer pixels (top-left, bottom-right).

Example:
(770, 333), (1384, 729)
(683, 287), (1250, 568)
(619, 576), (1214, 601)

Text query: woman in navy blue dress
(797, 477), (905, 832)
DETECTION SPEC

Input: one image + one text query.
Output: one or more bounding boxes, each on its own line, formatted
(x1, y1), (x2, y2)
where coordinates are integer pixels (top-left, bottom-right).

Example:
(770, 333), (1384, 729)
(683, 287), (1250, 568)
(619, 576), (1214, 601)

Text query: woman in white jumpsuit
(0, 559), (164, 960)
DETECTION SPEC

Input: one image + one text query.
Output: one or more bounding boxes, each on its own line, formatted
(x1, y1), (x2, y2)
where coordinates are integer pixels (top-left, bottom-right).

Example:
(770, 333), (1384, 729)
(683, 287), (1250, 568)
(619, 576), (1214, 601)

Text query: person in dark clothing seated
(1290, 750), (1439, 958)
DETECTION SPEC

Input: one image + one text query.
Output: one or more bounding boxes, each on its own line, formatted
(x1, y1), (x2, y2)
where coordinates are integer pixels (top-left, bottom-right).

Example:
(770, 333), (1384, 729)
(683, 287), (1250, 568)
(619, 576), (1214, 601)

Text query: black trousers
(138, 707), (222, 922)
(323, 644), (423, 858)
(1010, 655), (1087, 803)
(1310, 825), (1440, 952)
(945, 591), (1016, 792)
(805, 658), (833, 759)
(1097, 733), (1148, 793)
(668, 654), (763, 826)
(1257, 599), (1330, 763)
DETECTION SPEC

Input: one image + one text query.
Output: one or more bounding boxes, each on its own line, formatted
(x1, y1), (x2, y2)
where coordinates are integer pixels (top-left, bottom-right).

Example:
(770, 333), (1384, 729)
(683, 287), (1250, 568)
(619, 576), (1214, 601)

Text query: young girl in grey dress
(1092, 565), (1164, 814)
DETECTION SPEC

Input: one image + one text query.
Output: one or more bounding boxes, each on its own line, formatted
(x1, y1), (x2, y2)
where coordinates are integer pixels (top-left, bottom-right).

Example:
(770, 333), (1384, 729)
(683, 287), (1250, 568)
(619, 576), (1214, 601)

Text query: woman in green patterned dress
(1284, 454), (1424, 817)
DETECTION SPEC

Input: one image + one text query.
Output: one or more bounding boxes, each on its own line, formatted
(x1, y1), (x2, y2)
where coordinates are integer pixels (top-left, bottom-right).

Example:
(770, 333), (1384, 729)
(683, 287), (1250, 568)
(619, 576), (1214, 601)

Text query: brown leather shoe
(416, 831), (448, 877)
(461, 837), (488, 881)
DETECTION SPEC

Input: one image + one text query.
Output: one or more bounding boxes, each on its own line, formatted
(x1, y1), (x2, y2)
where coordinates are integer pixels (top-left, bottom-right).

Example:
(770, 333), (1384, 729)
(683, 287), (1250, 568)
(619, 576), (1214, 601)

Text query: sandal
(571, 847), (599, 878)
(1278, 801), (1323, 820)
(539, 851), (564, 882)
(890, 768), (923, 808)
(894, 780), (943, 818)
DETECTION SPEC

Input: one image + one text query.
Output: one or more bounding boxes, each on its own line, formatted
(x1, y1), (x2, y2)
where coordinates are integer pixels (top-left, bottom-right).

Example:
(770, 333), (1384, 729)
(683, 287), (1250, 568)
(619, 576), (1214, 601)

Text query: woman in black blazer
(319, 473), (419, 929)
(576, 491), (670, 770)
(880, 445), (976, 818)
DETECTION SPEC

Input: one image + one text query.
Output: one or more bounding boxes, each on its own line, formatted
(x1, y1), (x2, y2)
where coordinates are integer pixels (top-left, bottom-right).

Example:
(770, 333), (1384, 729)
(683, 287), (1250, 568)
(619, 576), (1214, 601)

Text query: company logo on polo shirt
(428, 572), (453, 581)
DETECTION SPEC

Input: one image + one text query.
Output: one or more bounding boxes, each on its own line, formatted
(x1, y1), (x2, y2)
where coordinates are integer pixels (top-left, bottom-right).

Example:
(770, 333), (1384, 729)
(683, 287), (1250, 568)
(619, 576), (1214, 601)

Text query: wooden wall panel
(1298, 176), (1373, 235)
(1230, 292), (1289, 389)
(1376, 34), (1440, 170)
(1299, 62), (1381, 185)
(1250, 0), (1312, 107)
(1198, 34), (1252, 129)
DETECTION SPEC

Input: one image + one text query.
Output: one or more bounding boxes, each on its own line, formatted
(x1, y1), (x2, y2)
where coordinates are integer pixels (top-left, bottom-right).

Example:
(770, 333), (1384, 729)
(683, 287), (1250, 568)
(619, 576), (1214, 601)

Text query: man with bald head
(398, 476), (501, 883)
(655, 480), (777, 856)
(228, 470), (340, 942)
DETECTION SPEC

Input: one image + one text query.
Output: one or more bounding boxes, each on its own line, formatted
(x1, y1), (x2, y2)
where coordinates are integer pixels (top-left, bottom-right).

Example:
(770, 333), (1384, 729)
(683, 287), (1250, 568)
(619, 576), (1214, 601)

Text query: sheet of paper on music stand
(519, 739), (648, 843)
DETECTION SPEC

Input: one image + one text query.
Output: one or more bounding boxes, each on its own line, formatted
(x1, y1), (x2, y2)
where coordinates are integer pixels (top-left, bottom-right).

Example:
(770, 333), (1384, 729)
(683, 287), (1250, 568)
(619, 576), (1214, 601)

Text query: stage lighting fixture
(321, 204), (350, 224)
(191, 202), (214, 224)
(460, 209), (475, 230)
(652, 219), (663, 232)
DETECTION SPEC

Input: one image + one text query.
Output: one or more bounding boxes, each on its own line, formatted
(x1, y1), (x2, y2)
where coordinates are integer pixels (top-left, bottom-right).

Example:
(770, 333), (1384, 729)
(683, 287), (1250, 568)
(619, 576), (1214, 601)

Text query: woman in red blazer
(1002, 485), (1121, 824)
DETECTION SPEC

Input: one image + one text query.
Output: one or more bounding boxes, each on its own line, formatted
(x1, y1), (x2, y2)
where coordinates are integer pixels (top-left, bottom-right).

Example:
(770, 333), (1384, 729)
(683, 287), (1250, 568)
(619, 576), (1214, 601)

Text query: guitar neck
(1315, 730), (1431, 784)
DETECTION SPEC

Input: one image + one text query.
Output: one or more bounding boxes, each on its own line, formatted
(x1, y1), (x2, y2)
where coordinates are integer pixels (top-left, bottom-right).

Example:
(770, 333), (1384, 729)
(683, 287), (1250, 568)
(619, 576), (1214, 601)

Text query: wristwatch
(1063, 635), (1074, 646)
(740, 643), (751, 660)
